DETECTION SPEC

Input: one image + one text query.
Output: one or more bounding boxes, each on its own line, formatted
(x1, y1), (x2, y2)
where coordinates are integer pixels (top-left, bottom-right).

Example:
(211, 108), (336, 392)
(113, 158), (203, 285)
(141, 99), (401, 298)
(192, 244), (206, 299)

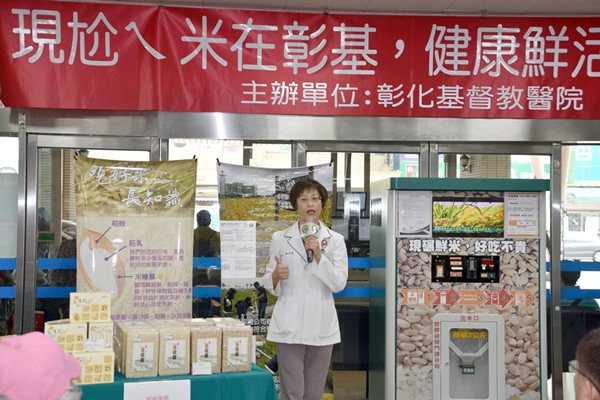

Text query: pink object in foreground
(0, 331), (81, 400)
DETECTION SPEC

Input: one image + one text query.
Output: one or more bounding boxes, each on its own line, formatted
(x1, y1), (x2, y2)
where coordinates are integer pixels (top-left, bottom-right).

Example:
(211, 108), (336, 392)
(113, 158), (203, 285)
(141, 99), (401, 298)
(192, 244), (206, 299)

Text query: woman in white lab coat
(263, 178), (348, 400)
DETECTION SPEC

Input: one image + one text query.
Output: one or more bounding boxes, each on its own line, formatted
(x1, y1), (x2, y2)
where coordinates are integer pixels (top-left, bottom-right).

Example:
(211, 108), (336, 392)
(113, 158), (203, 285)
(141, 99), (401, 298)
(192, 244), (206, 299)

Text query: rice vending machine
(369, 178), (549, 400)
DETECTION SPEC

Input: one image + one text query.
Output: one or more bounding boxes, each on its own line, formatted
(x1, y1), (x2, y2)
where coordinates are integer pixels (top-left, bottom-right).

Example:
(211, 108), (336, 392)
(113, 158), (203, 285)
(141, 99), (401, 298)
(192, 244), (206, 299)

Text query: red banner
(1, 0), (600, 118)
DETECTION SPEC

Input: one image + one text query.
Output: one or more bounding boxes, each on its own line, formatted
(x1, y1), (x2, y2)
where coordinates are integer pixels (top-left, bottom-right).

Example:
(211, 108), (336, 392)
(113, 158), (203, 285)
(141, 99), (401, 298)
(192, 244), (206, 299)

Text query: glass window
(307, 151), (419, 217)
(550, 145), (600, 371)
(561, 145), (600, 298)
(249, 143), (291, 169)
(169, 140), (244, 230)
(307, 151), (418, 270)
(439, 154), (551, 179)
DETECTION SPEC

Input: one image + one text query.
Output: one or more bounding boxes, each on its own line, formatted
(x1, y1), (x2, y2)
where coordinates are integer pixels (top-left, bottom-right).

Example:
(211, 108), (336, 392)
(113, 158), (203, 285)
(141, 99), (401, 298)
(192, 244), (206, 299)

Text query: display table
(81, 364), (278, 400)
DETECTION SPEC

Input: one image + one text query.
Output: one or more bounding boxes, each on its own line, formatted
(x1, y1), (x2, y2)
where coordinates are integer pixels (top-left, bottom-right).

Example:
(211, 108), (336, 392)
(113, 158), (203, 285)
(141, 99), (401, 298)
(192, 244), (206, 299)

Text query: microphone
(300, 217), (320, 263)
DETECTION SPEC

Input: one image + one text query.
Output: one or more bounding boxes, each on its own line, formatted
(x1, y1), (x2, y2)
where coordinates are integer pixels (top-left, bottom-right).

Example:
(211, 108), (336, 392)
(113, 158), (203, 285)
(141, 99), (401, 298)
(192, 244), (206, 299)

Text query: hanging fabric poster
(74, 157), (197, 322)
(217, 162), (334, 397)
(2, 0), (600, 120)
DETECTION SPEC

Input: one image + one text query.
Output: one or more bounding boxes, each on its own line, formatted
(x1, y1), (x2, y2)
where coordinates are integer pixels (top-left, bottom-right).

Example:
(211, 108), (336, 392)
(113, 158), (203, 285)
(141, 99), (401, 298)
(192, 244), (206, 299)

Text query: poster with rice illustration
(74, 156), (197, 321)
(396, 190), (542, 400)
(217, 162), (334, 397)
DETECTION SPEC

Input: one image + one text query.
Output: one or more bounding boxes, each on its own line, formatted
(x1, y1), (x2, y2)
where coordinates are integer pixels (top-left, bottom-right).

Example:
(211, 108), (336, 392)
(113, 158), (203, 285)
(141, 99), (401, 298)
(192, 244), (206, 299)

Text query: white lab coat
(263, 221), (348, 346)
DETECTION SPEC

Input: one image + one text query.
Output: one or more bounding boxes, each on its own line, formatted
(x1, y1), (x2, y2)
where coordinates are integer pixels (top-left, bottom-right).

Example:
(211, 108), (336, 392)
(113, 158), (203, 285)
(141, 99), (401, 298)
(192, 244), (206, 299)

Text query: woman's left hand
(304, 236), (321, 263)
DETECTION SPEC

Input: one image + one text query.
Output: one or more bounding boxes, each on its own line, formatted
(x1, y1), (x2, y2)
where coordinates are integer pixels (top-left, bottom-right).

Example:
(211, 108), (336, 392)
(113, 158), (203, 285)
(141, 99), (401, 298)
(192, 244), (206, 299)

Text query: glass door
(305, 143), (421, 373)
(0, 135), (19, 335)
(20, 135), (155, 333)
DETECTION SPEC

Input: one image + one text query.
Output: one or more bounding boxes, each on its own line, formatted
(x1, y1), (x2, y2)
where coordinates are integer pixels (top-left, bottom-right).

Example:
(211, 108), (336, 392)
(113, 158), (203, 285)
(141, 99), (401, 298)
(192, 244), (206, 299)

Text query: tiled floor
(332, 371), (368, 400)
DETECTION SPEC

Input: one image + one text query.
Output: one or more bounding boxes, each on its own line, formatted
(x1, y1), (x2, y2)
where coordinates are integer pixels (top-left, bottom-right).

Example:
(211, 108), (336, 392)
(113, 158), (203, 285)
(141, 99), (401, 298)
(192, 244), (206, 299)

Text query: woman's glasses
(569, 360), (600, 394)
(298, 196), (322, 204)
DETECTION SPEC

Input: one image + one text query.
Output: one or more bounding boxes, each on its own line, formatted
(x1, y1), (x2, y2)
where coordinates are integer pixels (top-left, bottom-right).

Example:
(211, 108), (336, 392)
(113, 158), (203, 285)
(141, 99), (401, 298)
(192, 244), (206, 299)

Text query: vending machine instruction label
(505, 192), (539, 238)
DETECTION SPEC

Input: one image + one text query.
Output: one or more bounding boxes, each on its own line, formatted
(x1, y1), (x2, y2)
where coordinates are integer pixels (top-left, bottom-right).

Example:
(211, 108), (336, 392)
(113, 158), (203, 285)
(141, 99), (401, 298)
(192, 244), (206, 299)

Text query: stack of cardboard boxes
(44, 292), (114, 385)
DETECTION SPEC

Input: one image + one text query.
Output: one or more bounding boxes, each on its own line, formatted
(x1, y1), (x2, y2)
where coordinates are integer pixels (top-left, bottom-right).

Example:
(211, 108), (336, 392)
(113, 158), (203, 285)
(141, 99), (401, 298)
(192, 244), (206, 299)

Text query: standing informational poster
(74, 157), (197, 321)
(218, 162), (333, 396)
(396, 191), (432, 238)
(504, 192), (539, 238)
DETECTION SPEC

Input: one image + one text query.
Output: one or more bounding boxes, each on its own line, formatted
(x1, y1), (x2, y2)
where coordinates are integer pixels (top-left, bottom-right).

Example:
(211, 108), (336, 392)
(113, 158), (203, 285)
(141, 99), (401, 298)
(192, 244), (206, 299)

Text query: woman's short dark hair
(289, 178), (328, 211)
(562, 271), (581, 286)
(576, 327), (600, 388)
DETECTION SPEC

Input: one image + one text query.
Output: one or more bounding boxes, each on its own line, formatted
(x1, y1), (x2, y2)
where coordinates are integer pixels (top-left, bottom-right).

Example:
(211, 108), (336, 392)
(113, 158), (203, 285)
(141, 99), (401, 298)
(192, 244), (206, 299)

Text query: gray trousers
(276, 342), (334, 400)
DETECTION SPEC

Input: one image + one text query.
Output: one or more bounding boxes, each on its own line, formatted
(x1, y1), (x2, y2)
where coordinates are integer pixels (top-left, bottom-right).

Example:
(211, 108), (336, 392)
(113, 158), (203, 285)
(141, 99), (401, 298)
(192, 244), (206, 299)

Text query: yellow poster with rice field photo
(74, 157), (197, 322)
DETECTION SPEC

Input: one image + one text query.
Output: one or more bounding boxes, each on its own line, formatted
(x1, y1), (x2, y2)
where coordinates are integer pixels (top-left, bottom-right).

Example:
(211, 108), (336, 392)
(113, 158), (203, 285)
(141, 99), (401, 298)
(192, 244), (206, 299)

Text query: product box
(89, 321), (114, 351)
(44, 320), (88, 353)
(72, 350), (115, 385)
(70, 292), (111, 322)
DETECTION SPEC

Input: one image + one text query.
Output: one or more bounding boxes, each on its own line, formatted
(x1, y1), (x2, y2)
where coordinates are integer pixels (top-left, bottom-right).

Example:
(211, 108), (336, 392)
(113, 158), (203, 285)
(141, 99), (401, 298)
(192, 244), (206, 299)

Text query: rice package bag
(158, 325), (190, 376)
(123, 326), (159, 378)
(221, 325), (252, 373)
(191, 326), (222, 374)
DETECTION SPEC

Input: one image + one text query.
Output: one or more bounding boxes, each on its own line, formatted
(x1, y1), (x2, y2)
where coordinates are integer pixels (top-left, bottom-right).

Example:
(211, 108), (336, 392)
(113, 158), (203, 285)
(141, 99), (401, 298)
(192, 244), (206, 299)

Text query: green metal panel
(389, 178), (550, 192)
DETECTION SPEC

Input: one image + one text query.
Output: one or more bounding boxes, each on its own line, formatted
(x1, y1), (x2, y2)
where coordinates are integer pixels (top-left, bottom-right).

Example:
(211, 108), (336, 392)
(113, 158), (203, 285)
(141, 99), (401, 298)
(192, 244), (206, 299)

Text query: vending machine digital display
(369, 178), (549, 400)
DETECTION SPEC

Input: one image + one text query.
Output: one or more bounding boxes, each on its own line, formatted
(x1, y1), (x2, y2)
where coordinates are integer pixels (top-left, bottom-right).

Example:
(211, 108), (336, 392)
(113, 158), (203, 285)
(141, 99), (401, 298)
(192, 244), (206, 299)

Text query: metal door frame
(15, 133), (156, 334)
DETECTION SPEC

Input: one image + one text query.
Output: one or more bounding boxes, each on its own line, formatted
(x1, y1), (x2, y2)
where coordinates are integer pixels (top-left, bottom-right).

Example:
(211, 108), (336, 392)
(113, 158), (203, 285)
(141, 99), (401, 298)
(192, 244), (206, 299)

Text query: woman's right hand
(273, 256), (289, 280)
